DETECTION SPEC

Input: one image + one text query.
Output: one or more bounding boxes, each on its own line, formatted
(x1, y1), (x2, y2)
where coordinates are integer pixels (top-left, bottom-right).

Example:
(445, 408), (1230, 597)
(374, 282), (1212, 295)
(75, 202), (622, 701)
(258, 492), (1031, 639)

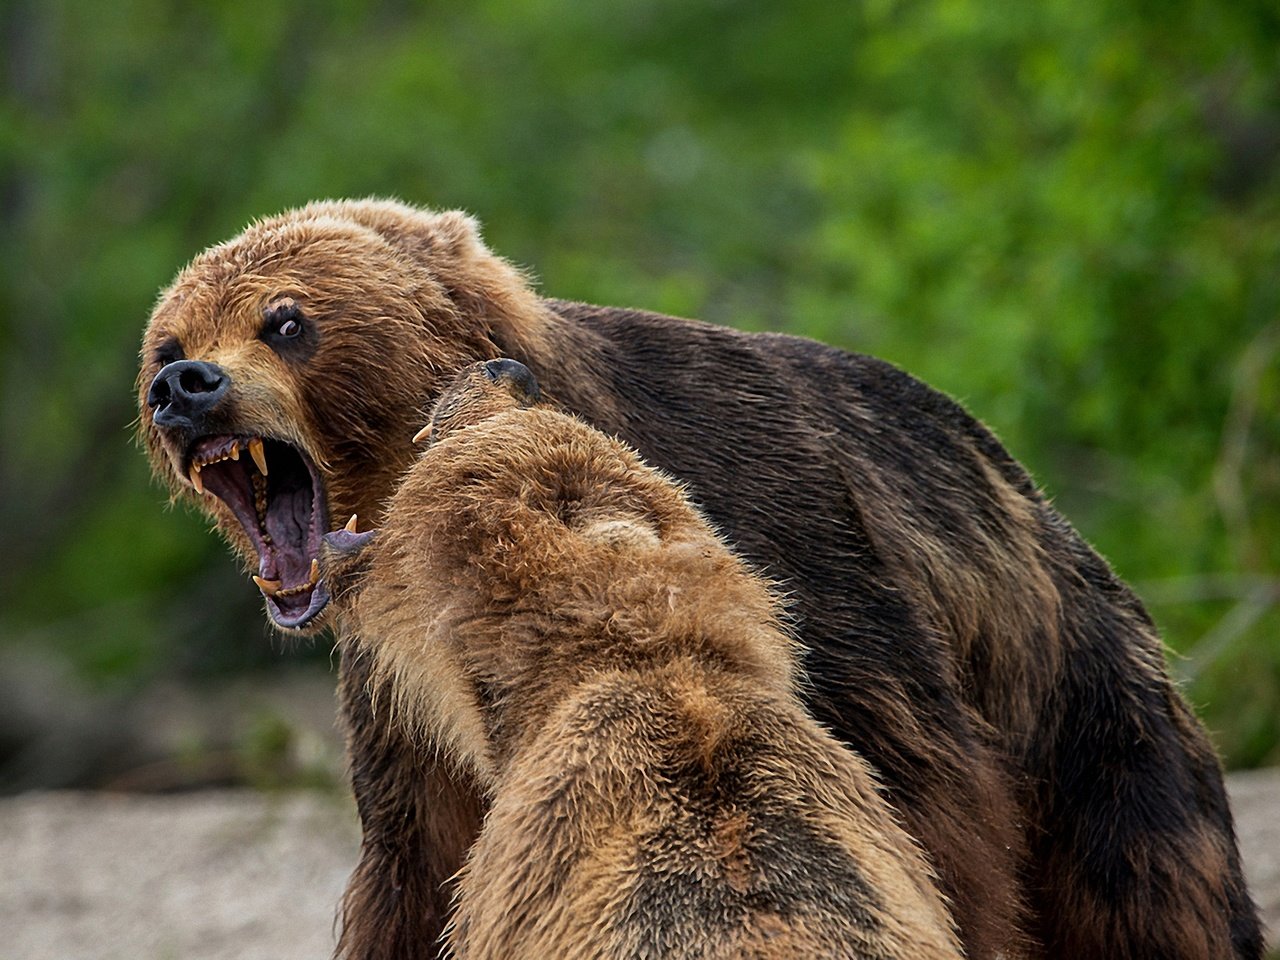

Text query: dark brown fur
(323, 364), (963, 959)
(137, 199), (1262, 960)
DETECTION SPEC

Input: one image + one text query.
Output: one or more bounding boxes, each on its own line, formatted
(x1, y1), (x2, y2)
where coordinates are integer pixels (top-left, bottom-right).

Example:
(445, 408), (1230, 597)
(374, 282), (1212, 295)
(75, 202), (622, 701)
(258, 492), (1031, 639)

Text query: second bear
(324, 360), (963, 960)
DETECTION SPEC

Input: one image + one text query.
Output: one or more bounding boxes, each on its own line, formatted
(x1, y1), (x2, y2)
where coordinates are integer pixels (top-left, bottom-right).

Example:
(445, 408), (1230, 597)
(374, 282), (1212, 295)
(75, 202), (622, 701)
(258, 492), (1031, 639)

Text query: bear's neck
(481, 652), (777, 789)
(472, 623), (797, 780)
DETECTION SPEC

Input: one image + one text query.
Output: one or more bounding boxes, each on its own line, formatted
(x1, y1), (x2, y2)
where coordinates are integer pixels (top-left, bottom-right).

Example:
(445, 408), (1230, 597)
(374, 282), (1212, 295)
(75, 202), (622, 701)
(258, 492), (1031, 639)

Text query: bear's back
(451, 664), (961, 960)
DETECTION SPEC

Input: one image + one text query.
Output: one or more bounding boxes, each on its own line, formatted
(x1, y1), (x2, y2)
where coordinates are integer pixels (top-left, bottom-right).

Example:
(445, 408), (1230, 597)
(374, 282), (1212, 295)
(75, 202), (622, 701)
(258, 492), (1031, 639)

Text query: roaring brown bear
(137, 198), (1261, 960)
(321, 358), (964, 960)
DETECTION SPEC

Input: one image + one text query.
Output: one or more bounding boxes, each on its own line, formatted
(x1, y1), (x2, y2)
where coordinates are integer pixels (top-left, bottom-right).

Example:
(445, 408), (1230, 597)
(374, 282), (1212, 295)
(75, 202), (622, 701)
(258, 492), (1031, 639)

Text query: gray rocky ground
(1, 769), (1277, 960)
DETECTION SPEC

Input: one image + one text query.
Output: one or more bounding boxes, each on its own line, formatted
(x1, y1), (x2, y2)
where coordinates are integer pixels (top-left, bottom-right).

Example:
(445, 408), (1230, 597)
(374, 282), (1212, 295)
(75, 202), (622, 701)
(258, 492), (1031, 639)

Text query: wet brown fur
(137, 198), (1262, 960)
(324, 369), (964, 959)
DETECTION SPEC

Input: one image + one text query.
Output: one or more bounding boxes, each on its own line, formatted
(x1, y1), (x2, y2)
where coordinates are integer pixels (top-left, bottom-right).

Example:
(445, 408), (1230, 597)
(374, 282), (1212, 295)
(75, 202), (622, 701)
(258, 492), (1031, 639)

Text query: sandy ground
(2, 771), (1277, 960)
(1, 791), (358, 960)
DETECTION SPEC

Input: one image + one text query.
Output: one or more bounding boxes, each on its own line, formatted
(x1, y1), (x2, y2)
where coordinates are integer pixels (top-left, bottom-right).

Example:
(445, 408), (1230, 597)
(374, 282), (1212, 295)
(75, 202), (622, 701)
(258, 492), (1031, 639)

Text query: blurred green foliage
(1, 0), (1277, 766)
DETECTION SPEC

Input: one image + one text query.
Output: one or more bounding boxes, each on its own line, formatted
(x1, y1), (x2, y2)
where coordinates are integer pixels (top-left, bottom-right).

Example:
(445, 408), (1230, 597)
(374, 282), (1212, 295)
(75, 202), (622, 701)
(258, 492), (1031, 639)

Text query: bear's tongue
(190, 436), (329, 629)
(258, 475), (321, 618)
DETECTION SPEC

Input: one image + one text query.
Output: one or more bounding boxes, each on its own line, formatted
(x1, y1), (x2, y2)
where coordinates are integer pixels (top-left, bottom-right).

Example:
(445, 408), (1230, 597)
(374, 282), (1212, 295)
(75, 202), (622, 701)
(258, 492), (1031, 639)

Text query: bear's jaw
(186, 434), (331, 630)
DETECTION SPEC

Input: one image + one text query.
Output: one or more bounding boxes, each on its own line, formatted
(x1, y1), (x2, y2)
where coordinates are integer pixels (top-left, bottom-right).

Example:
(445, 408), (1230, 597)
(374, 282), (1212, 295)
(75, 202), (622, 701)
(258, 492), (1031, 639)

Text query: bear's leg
(335, 653), (485, 960)
(1026, 592), (1262, 960)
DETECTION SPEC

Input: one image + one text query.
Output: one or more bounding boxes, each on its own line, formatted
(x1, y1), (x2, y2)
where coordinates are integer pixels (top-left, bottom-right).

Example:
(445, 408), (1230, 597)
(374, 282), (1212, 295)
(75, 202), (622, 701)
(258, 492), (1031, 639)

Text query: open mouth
(186, 435), (330, 629)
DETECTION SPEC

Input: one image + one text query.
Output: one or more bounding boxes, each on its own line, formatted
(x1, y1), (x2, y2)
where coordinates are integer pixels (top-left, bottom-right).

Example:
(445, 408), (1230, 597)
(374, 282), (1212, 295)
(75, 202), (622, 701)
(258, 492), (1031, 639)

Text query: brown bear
(322, 358), (964, 960)
(137, 198), (1261, 960)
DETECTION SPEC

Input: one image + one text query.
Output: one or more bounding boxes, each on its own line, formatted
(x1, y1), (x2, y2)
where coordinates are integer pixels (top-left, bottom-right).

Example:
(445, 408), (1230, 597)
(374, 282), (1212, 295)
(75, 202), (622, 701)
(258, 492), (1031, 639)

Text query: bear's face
(137, 202), (531, 630)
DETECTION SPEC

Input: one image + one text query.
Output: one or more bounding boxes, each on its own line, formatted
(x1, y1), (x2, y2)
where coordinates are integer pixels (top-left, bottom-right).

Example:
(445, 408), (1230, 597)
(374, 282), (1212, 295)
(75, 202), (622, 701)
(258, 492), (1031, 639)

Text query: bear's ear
(347, 202), (544, 354)
(575, 515), (662, 550)
(301, 198), (548, 359)
(308, 200), (488, 264)
(415, 210), (485, 257)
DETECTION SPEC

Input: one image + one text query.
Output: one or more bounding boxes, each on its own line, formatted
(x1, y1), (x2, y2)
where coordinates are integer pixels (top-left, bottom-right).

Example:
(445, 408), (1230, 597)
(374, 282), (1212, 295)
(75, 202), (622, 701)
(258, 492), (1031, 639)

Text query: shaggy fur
(322, 361), (964, 960)
(137, 198), (1262, 960)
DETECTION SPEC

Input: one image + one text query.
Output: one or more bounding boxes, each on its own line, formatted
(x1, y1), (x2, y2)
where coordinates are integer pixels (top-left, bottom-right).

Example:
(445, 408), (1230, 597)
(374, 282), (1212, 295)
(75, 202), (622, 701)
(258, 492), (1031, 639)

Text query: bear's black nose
(482, 358), (541, 404)
(147, 360), (231, 429)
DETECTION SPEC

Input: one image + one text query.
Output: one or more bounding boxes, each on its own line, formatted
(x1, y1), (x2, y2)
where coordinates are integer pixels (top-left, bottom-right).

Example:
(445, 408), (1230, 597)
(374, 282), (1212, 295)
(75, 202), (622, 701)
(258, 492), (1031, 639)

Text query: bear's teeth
(248, 437), (268, 476)
(230, 440), (240, 461)
(189, 463), (204, 494)
(412, 423), (432, 443)
(345, 514), (359, 533)
(252, 472), (269, 527)
(256, 561), (320, 600)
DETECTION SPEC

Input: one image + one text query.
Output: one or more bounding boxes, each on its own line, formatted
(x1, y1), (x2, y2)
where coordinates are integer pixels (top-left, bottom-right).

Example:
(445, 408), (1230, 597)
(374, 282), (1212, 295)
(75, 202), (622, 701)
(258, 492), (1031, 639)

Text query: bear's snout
(147, 359), (230, 430)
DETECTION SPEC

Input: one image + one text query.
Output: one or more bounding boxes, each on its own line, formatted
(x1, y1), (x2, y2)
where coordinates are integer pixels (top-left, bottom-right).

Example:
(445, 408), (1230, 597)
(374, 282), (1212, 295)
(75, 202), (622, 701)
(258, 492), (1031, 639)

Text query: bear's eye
(153, 336), (184, 368)
(264, 301), (304, 338)
(261, 299), (317, 359)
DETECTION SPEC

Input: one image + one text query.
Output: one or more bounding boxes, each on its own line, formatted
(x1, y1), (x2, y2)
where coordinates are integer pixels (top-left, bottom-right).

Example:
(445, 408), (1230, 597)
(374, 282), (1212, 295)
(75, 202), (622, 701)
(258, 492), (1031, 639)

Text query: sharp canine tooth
(309, 558), (320, 583)
(190, 464), (204, 494)
(345, 514), (359, 533)
(248, 437), (268, 476)
(253, 575), (281, 595)
(230, 441), (240, 460)
(412, 424), (432, 443)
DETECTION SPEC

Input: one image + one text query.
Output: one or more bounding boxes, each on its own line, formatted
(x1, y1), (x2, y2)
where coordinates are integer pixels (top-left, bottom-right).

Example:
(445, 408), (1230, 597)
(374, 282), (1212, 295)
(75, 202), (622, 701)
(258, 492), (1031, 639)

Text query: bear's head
(322, 360), (796, 786)
(136, 199), (547, 630)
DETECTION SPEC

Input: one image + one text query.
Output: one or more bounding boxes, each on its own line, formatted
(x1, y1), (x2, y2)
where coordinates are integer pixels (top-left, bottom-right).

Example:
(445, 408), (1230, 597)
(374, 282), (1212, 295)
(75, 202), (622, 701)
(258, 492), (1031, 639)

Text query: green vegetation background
(1, 0), (1277, 769)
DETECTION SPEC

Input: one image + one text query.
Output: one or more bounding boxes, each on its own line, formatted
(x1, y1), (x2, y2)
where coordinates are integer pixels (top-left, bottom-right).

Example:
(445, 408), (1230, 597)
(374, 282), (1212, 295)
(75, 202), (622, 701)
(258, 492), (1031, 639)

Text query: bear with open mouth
(320, 358), (964, 960)
(137, 199), (1261, 960)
